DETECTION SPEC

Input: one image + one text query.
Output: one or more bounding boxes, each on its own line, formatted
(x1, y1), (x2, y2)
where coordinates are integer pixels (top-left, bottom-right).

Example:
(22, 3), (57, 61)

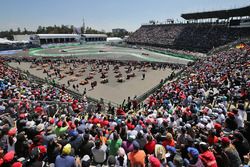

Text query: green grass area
(145, 48), (197, 61)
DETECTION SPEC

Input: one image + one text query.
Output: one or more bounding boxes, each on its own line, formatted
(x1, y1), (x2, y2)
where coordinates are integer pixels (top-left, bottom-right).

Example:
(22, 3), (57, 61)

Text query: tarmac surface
(8, 44), (188, 104)
(9, 62), (173, 104)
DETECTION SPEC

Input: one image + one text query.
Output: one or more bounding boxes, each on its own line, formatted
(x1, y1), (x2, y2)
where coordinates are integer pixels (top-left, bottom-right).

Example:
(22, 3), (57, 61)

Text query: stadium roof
(35, 34), (79, 39)
(181, 5), (250, 20)
(33, 34), (107, 39)
(82, 34), (107, 38)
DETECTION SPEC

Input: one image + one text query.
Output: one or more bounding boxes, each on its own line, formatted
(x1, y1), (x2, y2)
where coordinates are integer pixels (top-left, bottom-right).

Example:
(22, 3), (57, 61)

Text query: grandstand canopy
(181, 5), (250, 20)
(36, 34), (79, 39)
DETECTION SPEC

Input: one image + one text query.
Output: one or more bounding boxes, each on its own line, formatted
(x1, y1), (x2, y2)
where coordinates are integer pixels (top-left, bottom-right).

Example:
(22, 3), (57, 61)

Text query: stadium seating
(126, 23), (250, 52)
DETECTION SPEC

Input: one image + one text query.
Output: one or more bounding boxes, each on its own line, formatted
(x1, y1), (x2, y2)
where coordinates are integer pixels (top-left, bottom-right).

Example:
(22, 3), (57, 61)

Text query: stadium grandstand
(30, 34), (107, 45)
(126, 5), (250, 53)
(1, 2), (250, 167)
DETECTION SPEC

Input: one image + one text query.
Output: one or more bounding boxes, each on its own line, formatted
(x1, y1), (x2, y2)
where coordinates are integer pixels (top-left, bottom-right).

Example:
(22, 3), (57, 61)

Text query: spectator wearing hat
(91, 140), (107, 165)
(148, 155), (161, 167)
(11, 162), (23, 167)
(68, 130), (82, 154)
(213, 143), (230, 167)
(166, 145), (177, 163)
(55, 144), (76, 167)
(224, 113), (237, 131)
(221, 137), (242, 167)
(7, 128), (17, 152)
(199, 142), (217, 167)
(128, 141), (146, 167)
(2, 151), (15, 166)
(186, 147), (204, 167)
(54, 120), (69, 137)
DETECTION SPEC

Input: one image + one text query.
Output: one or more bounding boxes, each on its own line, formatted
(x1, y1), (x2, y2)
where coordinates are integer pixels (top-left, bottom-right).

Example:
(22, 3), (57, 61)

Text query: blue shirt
(55, 155), (75, 167)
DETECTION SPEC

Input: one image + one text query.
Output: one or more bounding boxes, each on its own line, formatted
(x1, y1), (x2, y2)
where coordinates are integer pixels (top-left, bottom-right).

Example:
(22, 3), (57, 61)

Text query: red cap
(8, 128), (17, 136)
(57, 121), (63, 127)
(0, 159), (3, 166)
(227, 112), (234, 118)
(221, 137), (230, 145)
(19, 114), (26, 119)
(149, 155), (161, 167)
(49, 118), (55, 124)
(214, 123), (222, 130)
(3, 151), (15, 163)
(71, 124), (76, 129)
(12, 162), (23, 167)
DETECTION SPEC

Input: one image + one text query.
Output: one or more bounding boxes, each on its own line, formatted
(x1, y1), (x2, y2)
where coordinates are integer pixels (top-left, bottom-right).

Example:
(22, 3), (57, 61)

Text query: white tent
(0, 38), (13, 44)
(0, 38), (28, 44)
(107, 37), (123, 43)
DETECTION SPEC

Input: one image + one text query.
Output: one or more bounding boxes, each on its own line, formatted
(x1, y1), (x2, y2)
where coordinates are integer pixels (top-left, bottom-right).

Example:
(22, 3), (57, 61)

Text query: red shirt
(162, 139), (175, 147)
(208, 136), (218, 146)
(199, 151), (218, 167)
(144, 140), (156, 154)
(72, 103), (78, 111)
(127, 122), (135, 130)
(117, 108), (126, 116)
(101, 120), (109, 127)
(34, 106), (44, 114)
(92, 117), (100, 124)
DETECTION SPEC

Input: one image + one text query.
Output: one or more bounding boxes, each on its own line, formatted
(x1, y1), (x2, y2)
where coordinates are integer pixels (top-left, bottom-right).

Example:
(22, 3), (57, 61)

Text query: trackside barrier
(4, 62), (119, 109)
(135, 69), (184, 104)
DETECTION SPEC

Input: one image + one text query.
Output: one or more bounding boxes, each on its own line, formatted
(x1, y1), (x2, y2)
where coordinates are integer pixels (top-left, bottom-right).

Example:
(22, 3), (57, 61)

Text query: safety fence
(135, 69), (184, 104)
(4, 62), (120, 109)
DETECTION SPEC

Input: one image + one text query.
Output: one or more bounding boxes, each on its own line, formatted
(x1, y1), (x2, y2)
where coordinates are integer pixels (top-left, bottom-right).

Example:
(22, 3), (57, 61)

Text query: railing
(136, 69), (184, 104)
(4, 63), (119, 109)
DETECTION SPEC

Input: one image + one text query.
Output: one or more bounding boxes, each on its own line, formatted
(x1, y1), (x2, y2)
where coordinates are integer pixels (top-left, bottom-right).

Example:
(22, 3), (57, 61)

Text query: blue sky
(1, 0), (249, 32)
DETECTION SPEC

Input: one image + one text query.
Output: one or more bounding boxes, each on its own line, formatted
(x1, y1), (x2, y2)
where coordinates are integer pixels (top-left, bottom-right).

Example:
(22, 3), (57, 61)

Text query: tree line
(0, 25), (131, 40)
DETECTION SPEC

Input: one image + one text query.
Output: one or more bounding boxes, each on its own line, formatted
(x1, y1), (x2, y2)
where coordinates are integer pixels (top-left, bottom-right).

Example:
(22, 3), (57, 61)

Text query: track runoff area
(10, 44), (192, 104)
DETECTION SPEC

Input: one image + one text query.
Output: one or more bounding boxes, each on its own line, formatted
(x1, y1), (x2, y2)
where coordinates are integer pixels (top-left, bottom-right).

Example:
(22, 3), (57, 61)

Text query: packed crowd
(126, 23), (250, 53)
(0, 46), (250, 167)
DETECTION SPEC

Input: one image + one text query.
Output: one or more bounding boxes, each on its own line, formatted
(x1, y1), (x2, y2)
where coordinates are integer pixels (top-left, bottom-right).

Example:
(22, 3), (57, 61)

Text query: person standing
(142, 73), (145, 80)
(55, 144), (76, 167)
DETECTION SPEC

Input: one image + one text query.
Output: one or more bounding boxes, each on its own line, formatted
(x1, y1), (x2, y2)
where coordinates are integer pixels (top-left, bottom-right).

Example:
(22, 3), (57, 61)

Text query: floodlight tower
(82, 17), (85, 34)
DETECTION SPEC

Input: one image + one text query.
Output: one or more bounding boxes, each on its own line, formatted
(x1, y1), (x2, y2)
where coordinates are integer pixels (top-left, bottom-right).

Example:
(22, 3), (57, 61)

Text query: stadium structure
(30, 34), (107, 45)
(126, 5), (250, 53)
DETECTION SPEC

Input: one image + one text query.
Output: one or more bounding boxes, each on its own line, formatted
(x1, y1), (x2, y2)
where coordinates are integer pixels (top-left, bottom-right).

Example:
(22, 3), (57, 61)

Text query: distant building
(112, 28), (128, 34)
(80, 34), (107, 43)
(13, 35), (30, 43)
